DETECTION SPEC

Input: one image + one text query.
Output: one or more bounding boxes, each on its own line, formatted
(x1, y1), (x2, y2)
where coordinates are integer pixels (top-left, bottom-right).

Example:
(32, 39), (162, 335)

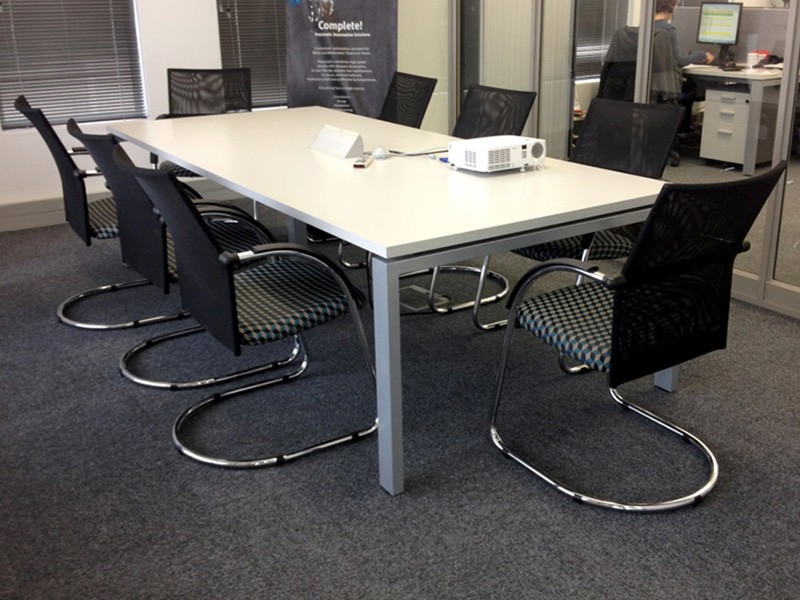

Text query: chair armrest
(223, 243), (342, 272)
(73, 168), (103, 179)
(506, 257), (621, 310)
(220, 243), (365, 306)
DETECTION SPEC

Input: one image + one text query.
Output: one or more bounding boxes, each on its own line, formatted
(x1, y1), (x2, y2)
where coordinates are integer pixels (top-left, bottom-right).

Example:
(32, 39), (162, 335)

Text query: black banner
(286, 0), (397, 117)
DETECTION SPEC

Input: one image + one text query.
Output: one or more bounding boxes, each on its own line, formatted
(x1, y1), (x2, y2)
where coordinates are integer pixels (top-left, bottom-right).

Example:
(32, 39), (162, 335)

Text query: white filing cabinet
(699, 86), (777, 167)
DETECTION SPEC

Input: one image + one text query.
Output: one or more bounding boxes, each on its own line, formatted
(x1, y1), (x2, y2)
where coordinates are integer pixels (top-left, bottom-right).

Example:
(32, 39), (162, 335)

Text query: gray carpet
(1, 213), (799, 599)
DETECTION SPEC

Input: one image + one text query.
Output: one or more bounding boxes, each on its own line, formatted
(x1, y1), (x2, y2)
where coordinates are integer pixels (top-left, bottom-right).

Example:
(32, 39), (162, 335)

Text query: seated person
(655, 0), (715, 67)
(654, 0), (714, 133)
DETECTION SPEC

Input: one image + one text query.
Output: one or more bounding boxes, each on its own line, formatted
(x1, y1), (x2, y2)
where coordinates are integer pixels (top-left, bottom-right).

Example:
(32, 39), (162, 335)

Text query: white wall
(0, 0), (224, 230)
(398, 0), (452, 135)
(0, 0), (453, 231)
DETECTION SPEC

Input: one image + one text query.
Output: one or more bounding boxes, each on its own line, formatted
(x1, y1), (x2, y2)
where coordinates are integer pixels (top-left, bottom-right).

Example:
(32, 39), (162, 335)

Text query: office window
(0, 0), (145, 129)
(574, 0), (630, 79)
(217, 0), (287, 108)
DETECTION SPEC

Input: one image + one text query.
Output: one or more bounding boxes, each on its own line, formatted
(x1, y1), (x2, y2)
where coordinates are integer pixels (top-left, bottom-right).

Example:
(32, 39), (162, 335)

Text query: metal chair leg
(120, 326), (305, 390)
(337, 240), (368, 269)
(472, 255), (509, 331)
(172, 288), (378, 469)
(57, 278), (190, 330)
(172, 374), (377, 468)
(426, 263), (509, 314)
(490, 319), (719, 513)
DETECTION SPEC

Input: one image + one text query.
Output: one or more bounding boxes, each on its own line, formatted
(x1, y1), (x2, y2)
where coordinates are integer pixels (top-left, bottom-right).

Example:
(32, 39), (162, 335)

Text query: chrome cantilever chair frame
(122, 154), (376, 468)
(491, 260), (718, 513)
(14, 95), (183, 331)
(118, 203), (278, 391)
(489, 161), (786, 512)
(170, 248), (378, 468)
(67, 119), (272, 335)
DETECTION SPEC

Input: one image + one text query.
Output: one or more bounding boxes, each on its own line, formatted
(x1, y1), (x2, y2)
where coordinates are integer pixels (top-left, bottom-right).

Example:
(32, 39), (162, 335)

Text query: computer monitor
(697, 2), (744, 68)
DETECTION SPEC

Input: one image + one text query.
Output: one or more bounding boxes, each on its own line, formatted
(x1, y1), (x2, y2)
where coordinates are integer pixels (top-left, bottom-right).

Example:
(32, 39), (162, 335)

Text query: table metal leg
(654, 366), (680, 392)
(371, 258), (405, 495)
(286, 217), (307, 246)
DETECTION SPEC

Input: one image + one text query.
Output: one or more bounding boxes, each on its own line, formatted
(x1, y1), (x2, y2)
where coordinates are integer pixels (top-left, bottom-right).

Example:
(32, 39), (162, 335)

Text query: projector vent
(487, 148), (511, 172)
(465, 149), (476, 168)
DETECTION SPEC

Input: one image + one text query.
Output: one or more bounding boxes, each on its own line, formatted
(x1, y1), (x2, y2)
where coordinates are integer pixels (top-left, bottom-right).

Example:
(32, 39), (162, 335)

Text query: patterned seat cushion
(235, 257), (349, 345)
(517, 281), (613, 372)
(513, 228), (637, 262)
(87, 195), (119, 239)
(165, 234), (178, 279)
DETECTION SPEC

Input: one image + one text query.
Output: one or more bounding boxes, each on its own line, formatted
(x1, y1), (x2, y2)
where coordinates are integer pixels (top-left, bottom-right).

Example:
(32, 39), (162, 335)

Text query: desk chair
(117, 150), (376, 468)
(66, 120), (273, 334)
(14, 95), (133, 329)
(152, 68), (252, 178)
(471, 99), (685, 336)
(490, 160), (785, 512)
(420, 84), (537, 314)
(378, 71), (438, 128)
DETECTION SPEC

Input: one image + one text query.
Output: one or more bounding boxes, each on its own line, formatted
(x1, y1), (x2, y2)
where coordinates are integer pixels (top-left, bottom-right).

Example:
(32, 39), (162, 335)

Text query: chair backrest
(572, 98), (684, 179)
(67, 120), (170, 293)
(167, 68), (252, 116)
(598, 26), (681, 103)
(114, 146), (241, 353)
(378, 71), (437, 129)
(609, 161), (787, 388)
(451, 84), (536, 139)
(14, 95), (92, 245)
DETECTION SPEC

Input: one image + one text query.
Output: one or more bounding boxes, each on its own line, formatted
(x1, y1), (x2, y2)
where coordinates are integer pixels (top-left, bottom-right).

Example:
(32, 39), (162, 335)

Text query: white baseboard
(0, 181), (248, 234)
(0, 196), (66, 232)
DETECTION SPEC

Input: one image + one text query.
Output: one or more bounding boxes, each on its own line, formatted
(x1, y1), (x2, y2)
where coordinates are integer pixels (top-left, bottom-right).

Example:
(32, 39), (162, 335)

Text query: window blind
(217, 0), (287, 108)
(0, 0), (145, 129)
(573, 0), (630, 79)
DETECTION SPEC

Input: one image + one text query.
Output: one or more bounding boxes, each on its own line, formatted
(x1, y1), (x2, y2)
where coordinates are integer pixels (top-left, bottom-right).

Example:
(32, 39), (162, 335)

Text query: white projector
(447, 135), (546, 173)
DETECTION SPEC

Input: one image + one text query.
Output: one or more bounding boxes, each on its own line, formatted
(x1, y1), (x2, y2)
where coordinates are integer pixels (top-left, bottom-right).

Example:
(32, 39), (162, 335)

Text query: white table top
(683, 64), (783, 81)
(110, 107), (665, 261)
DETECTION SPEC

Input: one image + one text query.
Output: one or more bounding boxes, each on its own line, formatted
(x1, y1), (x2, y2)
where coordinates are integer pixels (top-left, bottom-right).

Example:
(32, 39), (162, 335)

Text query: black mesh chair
(452, 84), (537, 139)
(116, 149), (377, 468)
(490, 161), (786, 512)
(472, 98), (685, 333)
(14, 95), (136, 329)
(66, 120), (273, 329)
(334, 71), (439, 266)
(152, 68), (252, 177)
(417, 84), (537, 314)
(85, 141), (280, 392)
(598, 25), (684, 165)
(378, 71), (437, 129)
(597, 27), (681, 105)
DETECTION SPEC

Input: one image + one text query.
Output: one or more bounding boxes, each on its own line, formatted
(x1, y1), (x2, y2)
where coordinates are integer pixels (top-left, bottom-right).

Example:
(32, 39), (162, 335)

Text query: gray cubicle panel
(673, 6), (789, 63)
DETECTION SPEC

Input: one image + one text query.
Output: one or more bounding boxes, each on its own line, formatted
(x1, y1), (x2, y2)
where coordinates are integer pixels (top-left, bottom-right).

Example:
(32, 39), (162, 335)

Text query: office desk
(684, 65), (782, 175)
(110, 107), (665, 495)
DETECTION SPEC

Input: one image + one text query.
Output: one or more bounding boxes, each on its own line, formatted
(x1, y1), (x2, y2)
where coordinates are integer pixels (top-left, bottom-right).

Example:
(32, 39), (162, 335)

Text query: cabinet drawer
(705, 88), (751, 105)
(700, 120), (748, 164)
(704, 99), (749, 125)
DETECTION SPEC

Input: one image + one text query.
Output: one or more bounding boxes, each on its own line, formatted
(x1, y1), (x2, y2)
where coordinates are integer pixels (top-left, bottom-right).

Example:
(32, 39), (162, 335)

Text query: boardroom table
(110, 106), (666, 495)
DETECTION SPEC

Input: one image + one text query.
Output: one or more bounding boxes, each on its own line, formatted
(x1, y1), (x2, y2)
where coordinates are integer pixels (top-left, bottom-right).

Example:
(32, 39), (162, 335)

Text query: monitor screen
(697, 2), (743, 46)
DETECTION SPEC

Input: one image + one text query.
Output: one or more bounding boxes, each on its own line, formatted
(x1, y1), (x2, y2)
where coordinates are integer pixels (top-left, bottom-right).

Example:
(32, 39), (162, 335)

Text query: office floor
(1, 208), (799, 599)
